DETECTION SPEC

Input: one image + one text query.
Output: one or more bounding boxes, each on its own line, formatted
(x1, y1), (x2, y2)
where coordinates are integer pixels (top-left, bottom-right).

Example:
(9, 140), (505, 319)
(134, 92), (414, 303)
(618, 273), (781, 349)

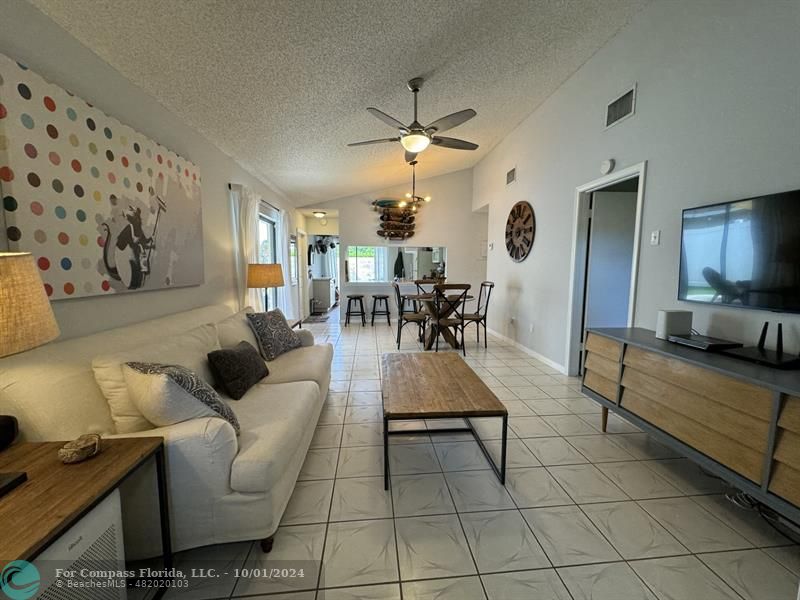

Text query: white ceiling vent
(506, 168), (516, 185)
(605, 84), (636, 128)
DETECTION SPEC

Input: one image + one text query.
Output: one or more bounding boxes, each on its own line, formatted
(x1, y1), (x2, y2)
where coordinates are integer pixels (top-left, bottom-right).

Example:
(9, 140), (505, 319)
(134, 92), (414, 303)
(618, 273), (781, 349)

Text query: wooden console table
(582, 327), (800, 523)
(0, 437), (171, 598)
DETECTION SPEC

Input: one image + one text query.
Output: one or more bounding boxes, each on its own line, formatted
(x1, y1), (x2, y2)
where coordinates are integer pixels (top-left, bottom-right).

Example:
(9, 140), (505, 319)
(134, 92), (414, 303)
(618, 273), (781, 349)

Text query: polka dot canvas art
(0, 53), (204, 300)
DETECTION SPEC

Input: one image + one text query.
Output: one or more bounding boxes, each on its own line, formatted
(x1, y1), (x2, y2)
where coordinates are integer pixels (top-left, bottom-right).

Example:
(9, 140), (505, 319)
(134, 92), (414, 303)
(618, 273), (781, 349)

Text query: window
(347, 246), (388, 282)
(258, 215), (278, 309)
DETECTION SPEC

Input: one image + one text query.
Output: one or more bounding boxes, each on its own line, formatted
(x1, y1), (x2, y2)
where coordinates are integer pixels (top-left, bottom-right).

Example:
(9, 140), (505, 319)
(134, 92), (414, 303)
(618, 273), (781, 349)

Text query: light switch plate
(650, 230), (661, 246)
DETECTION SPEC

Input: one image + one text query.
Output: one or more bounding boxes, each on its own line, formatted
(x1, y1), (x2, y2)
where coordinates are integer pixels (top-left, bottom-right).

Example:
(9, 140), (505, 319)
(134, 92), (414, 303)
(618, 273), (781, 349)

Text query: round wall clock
(505, 201), (535, 262)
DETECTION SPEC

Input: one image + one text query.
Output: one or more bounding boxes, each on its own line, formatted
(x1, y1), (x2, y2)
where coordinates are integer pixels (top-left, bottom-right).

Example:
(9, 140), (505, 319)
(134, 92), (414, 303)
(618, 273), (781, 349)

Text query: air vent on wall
(606, 85), (636, 128)
(506, 168), (516, 185)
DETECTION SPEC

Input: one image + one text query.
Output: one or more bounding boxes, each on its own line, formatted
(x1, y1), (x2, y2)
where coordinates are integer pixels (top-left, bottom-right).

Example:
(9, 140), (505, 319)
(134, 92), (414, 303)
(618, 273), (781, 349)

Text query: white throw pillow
(123, 363), (240, 434)
(216, 307), (259, 349)
(92, 324), (220, 433)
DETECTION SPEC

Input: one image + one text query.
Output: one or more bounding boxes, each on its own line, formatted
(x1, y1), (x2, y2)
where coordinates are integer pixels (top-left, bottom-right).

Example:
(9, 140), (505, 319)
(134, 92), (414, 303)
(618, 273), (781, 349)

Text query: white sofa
(0, 304), (333, 558)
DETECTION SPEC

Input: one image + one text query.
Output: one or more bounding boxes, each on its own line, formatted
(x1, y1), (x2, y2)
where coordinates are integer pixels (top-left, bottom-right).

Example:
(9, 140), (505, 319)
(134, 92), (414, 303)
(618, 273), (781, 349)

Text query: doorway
(566, 162), (647, 375)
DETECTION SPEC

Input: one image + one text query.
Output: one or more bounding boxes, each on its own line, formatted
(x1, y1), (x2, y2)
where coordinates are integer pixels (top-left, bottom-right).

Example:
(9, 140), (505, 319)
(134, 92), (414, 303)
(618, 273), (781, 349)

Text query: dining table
(405, 291), (474, 350)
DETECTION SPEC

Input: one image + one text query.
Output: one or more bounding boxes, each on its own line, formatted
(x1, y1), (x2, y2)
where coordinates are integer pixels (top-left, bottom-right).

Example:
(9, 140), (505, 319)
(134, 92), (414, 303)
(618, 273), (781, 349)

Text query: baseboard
(486, 328), (567, 374)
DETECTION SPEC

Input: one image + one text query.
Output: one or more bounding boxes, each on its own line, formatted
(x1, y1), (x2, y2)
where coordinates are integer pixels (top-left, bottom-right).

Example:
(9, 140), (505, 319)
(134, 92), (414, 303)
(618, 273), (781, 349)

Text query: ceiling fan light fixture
(400, 132), (430, 153)
(424, 195), (432, 202)
(312, 211), (326, 218)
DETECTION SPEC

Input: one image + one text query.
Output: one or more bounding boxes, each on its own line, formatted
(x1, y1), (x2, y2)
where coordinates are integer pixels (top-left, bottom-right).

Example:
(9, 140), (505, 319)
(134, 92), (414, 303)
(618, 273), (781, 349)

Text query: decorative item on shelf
(0, 252), (61, 496)
(247, 263), (285, 310)
(505, 201), (536, 262)
(0, 52), (204, 299)
(58, 433), (102, 464)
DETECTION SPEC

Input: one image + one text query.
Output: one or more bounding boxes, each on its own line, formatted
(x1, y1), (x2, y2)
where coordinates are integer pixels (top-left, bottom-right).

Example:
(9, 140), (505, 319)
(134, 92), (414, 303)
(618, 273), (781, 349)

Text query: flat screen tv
(679, 189), (800, 313)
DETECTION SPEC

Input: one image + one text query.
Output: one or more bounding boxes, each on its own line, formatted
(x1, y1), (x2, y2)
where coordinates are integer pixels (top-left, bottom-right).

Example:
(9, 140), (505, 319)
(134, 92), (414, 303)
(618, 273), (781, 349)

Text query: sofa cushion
(216, 307), (259, 349)
(247, 310), (302, 361)
(228, 380), (322, 493)
(261, 343), (334, 391)
(92, 324), (220, 433)
(207, 341), (268, 400)
(124, 363), (240, 434)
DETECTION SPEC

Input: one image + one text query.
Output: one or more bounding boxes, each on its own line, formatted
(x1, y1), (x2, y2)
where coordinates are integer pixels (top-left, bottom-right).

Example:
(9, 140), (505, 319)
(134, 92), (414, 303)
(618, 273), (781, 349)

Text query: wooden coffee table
(381, 352), (508, 490)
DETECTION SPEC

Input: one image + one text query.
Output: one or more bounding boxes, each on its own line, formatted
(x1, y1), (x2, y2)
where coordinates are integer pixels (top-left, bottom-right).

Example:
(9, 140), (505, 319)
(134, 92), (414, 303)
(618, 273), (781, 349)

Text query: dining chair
(392, 282), (427, 350)
(414, 279), (437, 295)
(464, 281), (495, 348)
(432, 283), (471, 356)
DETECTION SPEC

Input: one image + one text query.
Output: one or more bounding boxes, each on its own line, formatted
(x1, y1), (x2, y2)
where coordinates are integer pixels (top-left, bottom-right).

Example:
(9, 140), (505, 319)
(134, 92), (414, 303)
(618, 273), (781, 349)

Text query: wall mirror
(345, 246), (447, 283)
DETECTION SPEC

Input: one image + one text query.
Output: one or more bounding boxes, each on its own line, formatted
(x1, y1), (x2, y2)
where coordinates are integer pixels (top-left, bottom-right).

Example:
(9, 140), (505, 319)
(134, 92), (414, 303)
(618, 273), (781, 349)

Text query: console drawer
(621, 388), (764, 483)
(585, 332), (622, 362)
(770, 396), (800, 506)
(623, 346), (772, 420)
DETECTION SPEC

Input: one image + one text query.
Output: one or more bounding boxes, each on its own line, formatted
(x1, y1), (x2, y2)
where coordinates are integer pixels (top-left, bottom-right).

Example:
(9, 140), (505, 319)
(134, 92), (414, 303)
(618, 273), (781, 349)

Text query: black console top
(590, 327), (800, 397)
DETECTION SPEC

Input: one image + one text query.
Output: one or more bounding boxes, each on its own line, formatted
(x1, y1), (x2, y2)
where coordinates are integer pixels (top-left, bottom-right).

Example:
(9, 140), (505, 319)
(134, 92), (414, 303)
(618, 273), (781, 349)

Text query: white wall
(473, 0), (800, 369)
(308, 169), (488, 319)
(305, 217), (339, 236)
(1, 2), (296, 339)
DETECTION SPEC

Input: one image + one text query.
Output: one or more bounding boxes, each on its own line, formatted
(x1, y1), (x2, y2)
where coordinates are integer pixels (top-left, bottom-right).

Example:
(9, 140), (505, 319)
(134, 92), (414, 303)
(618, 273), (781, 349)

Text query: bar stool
(371, 294), (391, 326)
(345, 294), (366, 326)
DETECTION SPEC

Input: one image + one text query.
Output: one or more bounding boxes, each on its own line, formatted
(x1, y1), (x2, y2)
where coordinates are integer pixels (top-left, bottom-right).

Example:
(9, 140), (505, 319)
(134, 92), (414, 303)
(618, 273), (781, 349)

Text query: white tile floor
(159, 317), (799, 600)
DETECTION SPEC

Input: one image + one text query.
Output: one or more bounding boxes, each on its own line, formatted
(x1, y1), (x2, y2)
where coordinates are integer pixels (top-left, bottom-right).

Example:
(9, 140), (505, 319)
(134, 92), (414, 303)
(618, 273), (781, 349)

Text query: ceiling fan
(348, 77), (478, 162)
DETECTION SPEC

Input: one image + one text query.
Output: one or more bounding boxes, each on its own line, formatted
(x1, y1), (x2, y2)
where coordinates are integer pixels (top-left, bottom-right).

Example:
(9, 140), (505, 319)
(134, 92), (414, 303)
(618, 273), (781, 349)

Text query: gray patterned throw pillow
(124, 362), (240, 434)
(246, 309), (302, 361)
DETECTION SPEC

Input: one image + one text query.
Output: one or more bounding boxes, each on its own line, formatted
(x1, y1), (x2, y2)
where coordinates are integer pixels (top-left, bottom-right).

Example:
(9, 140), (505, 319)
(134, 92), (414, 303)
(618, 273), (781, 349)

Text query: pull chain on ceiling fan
(348, 78), (478, 162)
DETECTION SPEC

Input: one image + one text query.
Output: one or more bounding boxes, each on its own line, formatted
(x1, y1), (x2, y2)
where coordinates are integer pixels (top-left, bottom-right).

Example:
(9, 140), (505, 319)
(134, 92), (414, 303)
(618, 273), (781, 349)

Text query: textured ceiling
(29, 0), (647, 205)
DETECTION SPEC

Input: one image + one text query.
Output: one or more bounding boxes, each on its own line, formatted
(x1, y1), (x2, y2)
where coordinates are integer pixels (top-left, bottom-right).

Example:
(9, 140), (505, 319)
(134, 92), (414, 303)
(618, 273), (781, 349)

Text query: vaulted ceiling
(29, 0), (647, 205)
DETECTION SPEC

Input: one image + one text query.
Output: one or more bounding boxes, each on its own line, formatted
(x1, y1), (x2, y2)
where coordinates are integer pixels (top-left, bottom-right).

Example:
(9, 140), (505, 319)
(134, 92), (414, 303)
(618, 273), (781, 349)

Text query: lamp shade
(0, 253), (60, 357)
(247, 263), (285, 288)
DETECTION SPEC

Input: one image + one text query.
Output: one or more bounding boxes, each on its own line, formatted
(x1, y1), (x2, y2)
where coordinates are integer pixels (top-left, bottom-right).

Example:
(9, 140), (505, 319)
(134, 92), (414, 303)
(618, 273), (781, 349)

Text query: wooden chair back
(391, 282), (405, 315)
(433, 283), (470, 322)
(476, 281), (495, 318)
(414, 279), (437, 294)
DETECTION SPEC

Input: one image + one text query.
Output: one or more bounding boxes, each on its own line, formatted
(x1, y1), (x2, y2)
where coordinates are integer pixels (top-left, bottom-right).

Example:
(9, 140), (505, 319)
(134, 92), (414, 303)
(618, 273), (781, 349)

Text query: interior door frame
(296, 228), (309, 319)
(565, 161), (647, 375)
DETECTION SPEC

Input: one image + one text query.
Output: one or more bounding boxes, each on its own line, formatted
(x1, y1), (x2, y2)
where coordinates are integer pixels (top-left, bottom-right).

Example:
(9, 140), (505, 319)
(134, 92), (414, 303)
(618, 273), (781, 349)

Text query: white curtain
(231, 185), (265, 312)
(276, 209), (294, 318)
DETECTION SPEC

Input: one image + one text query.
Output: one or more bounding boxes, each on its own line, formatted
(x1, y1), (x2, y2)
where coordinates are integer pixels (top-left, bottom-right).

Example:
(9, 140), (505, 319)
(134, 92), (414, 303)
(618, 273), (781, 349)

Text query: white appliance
(37, 489), (127, 599)
(312, 277), (336, 312)
(656, 310), (693, 340)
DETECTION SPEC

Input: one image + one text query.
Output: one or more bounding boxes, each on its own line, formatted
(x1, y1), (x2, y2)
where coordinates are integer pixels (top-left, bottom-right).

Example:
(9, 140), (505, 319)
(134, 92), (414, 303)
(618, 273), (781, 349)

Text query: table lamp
(0, 252), (60, 496)
(247, 263), (285, 311)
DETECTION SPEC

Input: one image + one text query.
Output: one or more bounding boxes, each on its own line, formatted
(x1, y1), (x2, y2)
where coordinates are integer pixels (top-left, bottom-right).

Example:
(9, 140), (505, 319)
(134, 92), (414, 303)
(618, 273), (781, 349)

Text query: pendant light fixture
(399, 160), (431, 211)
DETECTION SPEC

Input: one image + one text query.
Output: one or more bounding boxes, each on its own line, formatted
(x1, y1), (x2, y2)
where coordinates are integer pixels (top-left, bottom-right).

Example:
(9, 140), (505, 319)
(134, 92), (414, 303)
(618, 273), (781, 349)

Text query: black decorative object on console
(722, 322), (800, 370)
(667, 334), (742, 352)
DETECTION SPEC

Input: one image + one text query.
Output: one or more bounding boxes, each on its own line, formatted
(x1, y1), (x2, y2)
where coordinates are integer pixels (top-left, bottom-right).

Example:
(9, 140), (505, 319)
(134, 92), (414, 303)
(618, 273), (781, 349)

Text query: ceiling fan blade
(431, 136), (479, 151)
(405, 150), (417, 163)
(367, 107), (409, 132)
(424, 109), (476, 134)
(347, 137), (400, 147)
